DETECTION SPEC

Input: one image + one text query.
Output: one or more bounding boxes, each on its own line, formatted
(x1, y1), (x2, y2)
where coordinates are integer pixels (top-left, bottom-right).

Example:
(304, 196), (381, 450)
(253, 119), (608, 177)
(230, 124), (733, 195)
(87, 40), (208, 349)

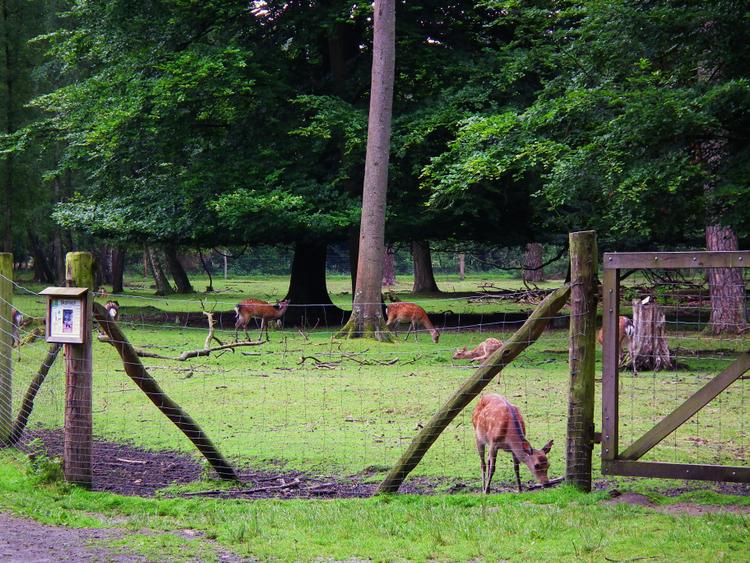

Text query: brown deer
(597, 315), (636, 374)
(385, 302), (440, 343)
(234, 299), (289, 342)
(452, 338), (503, 363)
(472, 394), (553, 493)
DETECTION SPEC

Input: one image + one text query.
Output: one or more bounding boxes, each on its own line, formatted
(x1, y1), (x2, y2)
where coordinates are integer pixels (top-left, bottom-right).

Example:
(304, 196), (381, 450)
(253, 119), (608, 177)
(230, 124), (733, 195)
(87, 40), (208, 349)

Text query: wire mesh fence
(2, 260), (748, 497)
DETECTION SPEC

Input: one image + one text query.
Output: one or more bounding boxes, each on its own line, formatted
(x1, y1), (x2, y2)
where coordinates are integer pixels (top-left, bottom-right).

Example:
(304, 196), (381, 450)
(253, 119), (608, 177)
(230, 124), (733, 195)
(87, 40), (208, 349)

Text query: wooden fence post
(64, 251), (94, 487)
(0, 253), (12, 444)
(566, 231), (598, 491)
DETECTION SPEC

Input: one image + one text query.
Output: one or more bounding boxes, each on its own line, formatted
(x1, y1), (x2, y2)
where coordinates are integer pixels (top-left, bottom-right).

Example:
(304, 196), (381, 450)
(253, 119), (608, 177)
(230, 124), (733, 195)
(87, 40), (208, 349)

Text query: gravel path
(0, 513), (140, 562)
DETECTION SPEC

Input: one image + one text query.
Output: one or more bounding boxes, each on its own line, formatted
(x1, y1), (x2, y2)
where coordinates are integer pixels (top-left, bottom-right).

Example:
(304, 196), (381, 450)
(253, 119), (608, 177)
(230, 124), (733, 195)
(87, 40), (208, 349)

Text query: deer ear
(542, 440), (554, 454)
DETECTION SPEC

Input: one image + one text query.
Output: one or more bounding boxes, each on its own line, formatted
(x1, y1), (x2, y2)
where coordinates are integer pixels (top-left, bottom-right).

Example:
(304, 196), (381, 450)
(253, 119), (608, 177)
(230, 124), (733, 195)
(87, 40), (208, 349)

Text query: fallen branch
(115, 457), (147, 465)
(525, 476), (565, 490)
(244, 477), (301, 494)
(177, 340), (265, 361)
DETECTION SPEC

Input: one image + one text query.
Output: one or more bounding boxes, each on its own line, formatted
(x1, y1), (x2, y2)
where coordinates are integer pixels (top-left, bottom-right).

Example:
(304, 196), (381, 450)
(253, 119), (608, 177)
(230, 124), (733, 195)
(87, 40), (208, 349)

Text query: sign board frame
(40, 287), (89, 344)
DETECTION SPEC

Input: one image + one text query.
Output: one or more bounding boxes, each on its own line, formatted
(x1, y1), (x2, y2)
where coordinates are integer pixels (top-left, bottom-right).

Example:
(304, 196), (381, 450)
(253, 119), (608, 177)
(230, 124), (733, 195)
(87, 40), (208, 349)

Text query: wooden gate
(601, 251), (750, 483)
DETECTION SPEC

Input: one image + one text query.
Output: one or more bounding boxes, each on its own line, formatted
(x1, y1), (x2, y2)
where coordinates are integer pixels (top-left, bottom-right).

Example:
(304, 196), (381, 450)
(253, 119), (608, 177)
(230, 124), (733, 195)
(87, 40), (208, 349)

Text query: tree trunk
(705, 225), (747, 334)
(382, 245), (396, 287)
(1, 0), (14, 253)
(338, 0), (395, 340)
(111, 247), (125, 294)
(348, 224), (359, 296)
(146, 246), (174, 295)
(164, 243), (193, 294)
(94, 245), (112, 288)
(143, 247), (149, 278)
(458, 253), (465, 280)
(284, 241), (343, 327)
(198, 250), (214, 292)
(51, 177), (66, 284)
(523, 242), (544, 282)
(411, 240), (440, 293)
(27, 230), (55, 283)
(631, 298), (673, 371)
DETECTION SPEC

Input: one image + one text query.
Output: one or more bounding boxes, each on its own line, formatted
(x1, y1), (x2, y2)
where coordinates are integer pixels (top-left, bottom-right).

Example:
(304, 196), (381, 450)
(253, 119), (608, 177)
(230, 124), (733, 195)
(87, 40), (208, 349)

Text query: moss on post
(566, 231), (597, 491)
(0, 253), (12, 444)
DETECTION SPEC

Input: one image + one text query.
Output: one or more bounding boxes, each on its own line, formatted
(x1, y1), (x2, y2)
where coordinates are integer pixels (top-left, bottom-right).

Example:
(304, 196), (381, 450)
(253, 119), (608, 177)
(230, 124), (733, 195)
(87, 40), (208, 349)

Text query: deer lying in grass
(472, 394), (553, 493)
(385, 302), (440, 343)
(452, 338), (503, 363)
(597, 315), (636, 374)
(234, 299), (289, 342)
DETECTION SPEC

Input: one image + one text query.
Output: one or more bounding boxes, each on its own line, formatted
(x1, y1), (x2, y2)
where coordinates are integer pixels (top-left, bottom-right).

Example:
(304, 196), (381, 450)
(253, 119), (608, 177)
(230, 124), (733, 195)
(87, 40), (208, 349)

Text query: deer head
(525, 439), (553, 485)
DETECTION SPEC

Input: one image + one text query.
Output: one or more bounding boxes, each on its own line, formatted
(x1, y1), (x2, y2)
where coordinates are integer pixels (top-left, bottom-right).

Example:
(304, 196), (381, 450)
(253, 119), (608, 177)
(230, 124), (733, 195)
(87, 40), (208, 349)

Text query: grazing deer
(472, 394), (553, 493)
(597, 315), (636, 374)
(234, 299), (289, 342)
(104, 301), (120, 321)
(385, 302), (440, 343)
(452, 338), (503, 363)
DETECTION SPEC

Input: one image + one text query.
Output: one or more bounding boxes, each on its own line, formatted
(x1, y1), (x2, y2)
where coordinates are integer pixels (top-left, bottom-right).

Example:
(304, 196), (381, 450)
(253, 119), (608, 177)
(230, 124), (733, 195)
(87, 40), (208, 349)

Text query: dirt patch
(603, 491), (750, 516)
(0, 512), (138, 562)
(21, 429), (461, 499)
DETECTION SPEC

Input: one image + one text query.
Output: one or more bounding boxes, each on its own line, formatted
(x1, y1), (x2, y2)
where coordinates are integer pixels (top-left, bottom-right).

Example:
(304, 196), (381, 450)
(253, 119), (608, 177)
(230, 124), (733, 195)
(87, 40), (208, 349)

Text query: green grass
(1, 451), (748, 561)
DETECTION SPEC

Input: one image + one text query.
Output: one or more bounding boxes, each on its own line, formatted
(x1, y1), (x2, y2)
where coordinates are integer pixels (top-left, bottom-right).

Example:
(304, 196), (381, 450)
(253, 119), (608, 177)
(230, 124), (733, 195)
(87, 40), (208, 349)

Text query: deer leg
(485, 444), (499, 494)
(403, 322), (412, 341)
(477, 441), (487, 493)
(512, 455), (522, 492)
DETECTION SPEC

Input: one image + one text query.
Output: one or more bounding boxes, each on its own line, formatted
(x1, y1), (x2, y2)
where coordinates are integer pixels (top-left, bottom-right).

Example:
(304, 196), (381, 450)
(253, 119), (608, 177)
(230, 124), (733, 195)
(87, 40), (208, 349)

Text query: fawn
(472, 394), (553, 493)
(597, 315), (636, 374)
(385, 302), (440, 343)
(234, 299), (289, 341)
(10, 308), (23, 361)
(452, 337), (503, 363)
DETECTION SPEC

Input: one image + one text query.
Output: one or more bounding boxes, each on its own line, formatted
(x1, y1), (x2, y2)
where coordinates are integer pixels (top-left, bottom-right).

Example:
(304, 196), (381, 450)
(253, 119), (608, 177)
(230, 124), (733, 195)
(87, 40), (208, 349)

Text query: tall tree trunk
(706, 225), (747, 334)
(412, 240), (440, 293)
(337, 0), (395, 340)
(382, 245), (396, 287)
(198, 250), (214, 292)
(523, 242), (544, 282)
(94, 245), (112, 288)
(348, 224), (359, 295)
(143, 247), (149, 278)
(163, 243), (193, 294)
(27, 230), (54, 283)
(51, 178), (66, 284)
(284, 241), (343, 327)
(458, 253), (465, 280)
(1, 0), (14, 252)
(111, 247), (125, 294)
(146, 246), (174, 295)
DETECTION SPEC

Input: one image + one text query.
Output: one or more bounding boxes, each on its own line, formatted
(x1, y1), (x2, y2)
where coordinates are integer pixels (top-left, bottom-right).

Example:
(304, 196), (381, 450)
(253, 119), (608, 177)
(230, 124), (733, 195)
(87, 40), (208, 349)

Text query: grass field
(7, 274), (750, 489)
(1, 452), (749, 561)
(3, 272), (750, 560)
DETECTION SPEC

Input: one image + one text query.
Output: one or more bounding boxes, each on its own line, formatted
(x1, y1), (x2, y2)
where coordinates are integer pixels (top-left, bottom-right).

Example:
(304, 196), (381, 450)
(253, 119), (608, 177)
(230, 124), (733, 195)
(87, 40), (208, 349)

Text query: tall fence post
(566, 230), (598, 491)
(0, 253), (12, 443)
(64, 251), (94, 487)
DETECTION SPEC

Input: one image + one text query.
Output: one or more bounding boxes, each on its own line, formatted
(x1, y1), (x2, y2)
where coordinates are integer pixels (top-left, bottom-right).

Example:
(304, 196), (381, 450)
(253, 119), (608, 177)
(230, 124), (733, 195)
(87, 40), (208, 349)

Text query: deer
(597, 315), (637, 375)
(385, 302), (440, 343)
(452, 338), (503, 363)
(104, 301), (120, 321)
(10, 308), (23, 361)
(234, 299), (289, 342)
(472, 394), (554, 493)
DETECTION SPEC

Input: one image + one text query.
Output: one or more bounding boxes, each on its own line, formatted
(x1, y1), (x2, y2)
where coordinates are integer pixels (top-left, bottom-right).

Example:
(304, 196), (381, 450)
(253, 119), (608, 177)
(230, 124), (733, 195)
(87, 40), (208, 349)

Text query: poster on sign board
(49, 298), (84, 343)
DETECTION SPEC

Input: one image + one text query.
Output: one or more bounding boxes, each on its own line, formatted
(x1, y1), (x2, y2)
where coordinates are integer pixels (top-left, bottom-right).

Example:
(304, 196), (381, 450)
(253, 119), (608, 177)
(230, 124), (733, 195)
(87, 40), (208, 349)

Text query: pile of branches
(469, 282), (555, 305)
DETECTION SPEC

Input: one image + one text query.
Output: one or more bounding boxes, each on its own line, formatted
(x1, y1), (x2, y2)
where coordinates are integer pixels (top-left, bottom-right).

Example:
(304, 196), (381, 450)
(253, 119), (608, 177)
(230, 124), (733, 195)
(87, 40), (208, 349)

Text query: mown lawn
(1, 452), (748, 561)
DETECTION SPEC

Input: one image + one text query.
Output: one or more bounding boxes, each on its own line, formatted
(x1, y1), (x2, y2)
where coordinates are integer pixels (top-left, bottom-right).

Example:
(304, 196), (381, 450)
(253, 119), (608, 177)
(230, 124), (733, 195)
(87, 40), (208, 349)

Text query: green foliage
(24, 438), (65, 486)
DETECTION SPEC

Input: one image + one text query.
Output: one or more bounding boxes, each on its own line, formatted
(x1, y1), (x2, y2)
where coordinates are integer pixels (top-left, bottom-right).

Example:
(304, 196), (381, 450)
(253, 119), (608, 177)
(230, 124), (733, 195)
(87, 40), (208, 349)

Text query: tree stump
(631, 298), (673, 371)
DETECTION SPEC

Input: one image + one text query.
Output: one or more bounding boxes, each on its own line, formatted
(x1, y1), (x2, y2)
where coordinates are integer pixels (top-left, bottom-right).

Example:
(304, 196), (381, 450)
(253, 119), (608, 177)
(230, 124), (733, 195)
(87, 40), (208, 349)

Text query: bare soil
(0, 512), (139, 562)
(604, 491), (750, 515)
(22, 429), (451, 499)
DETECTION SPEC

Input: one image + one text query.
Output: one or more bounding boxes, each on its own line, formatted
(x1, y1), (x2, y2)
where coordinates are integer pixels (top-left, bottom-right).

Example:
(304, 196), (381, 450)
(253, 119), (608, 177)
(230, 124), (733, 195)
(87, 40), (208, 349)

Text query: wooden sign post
(42, 252), (94, 487)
